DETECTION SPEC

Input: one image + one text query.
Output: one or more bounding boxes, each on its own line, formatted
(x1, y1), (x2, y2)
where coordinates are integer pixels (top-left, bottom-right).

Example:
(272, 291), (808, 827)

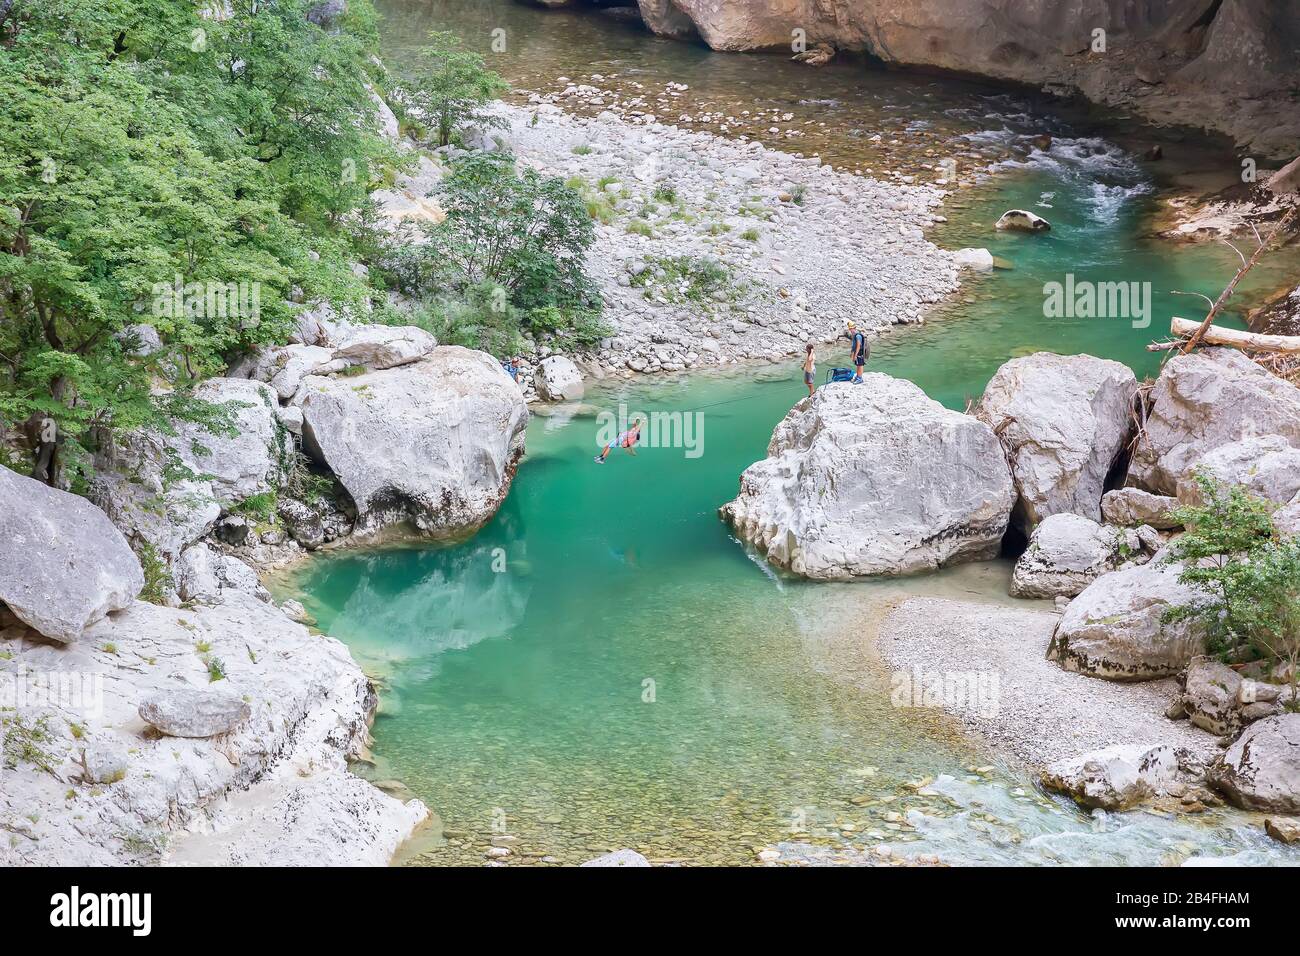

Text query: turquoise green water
(280, 1), (1300, 865)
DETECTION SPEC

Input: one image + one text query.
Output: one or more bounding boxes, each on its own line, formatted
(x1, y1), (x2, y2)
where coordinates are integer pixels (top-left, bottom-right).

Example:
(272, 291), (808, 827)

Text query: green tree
(1164, 473), (1300, 684)
(0, 0), (394, 485)
(385, 155), (606, 351)
(394, 31), (507, 148)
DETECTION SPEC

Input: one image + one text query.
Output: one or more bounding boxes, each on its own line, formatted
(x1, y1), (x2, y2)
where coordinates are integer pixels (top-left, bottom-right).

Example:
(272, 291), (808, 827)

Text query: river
(278, 0), (1300, 866)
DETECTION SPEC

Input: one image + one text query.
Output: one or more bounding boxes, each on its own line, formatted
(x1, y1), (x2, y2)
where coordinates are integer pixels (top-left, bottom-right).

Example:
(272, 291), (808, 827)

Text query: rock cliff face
(535, 0), (1300, 157)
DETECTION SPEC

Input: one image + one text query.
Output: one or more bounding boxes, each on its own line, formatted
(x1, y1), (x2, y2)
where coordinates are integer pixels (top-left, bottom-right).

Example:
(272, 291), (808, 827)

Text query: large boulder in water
(1048, 557), (1207, 681)
(720, 377), (1015, 579)
(1210, 714), (1300, 813)
(974, 352), (1137, 532)
(1128, 349), (1300, 495)
(0, 465), (143, 643)
(295, 346), (528, 538)
(1010, 513), (1121, 599)
(995, 209), (1051, 232)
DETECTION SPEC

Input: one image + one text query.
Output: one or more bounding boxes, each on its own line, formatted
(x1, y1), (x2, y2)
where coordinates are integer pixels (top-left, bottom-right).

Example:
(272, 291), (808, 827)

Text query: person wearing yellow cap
(846, 320), (868, 384)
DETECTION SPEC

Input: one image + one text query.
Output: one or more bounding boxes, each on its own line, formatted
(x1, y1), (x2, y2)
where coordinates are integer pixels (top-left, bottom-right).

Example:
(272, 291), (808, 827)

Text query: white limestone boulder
(720, 377), (1015, 579)
(1048, 557), (1208, 680)
(0, 465), (143, 643)
(331, 325), (436, 371)
(296, 346), (528, 538)
(535, 355), (585, 402)
(1010, 513), (1122, 599)
(1176, 434), (1300, 507)
(1210, 714), (1300, 813)
(1128, 349), (1300, 495)
(974, 352), (1137, 531)
(1101, 487), (1181, 529)
(1041, 744), (1182, 810)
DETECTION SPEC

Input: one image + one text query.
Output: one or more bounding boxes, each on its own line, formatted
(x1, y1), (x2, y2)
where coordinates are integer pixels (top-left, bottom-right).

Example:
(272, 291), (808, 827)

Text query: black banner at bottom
(0, 865), (1278, 941)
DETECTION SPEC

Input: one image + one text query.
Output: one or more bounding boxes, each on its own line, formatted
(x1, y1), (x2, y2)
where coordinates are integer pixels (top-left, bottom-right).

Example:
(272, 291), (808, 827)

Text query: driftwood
(1174, 206), (1297, 354)
(1148, 317), (1300, 354)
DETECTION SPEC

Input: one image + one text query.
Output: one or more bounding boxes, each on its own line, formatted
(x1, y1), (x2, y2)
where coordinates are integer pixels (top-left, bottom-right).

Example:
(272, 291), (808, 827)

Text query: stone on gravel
(1048, 558), (1208, 680)
(974, 352), (1136, 531)
(1010, 513), (1121, 599)
(0, 465), (143, 643)
(1128, 349), (1300, 495)
(720, 377), (1014, 579)
(138, 688), (252, 738)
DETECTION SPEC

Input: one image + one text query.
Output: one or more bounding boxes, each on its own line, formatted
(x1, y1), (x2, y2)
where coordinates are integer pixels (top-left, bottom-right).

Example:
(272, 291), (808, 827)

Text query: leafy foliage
(391, 31), (507, 148)
(1164, 473), (1300, 677)
(382, 155), (607, 352)
(0, 0), (393, 481)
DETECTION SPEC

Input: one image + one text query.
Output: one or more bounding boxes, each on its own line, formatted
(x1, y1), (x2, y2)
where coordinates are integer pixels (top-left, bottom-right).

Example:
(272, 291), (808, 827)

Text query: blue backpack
(825, 367), (856, 383)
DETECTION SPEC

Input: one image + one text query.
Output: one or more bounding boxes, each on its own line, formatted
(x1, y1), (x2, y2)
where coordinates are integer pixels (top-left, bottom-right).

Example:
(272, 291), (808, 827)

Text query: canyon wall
(532, 0), (1300, 157)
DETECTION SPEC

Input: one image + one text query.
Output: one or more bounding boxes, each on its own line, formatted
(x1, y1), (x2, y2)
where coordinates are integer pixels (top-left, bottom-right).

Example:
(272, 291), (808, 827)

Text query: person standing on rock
(802, 344), (817, 397)
(846, 321), (869, 384)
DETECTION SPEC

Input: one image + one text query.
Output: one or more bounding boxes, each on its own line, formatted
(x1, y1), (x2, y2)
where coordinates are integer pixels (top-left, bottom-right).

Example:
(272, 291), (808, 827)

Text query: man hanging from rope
(594, 418), (643, 464)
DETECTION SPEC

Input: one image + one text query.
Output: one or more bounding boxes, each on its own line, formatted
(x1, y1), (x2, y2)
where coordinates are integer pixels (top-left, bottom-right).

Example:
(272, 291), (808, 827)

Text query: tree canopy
(0, 0), (395, 483)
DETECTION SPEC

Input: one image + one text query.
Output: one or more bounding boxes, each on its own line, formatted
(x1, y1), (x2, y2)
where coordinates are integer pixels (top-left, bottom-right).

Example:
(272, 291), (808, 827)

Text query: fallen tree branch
(1158, 316), (1300, 354)
(1177, 206), (1298, 354)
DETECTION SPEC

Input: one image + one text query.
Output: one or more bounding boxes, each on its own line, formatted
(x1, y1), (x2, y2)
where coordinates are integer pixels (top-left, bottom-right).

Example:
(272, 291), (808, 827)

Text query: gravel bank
(496, 102), (963, 374)
(875, 596), (1219, 770)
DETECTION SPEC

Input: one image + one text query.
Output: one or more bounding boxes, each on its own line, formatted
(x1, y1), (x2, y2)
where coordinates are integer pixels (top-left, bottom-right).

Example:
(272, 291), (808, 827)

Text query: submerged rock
(1048, 558), (1207, 681)
(0, 465), (143, 643)
(1010, 513), (1121, 599)
(1128, 349), (1300, 495)
(296, 346), (528, 538)
(974, 352), (1136, 532)
(581, 849), (651, 867)
(720, 377), (1014, 579)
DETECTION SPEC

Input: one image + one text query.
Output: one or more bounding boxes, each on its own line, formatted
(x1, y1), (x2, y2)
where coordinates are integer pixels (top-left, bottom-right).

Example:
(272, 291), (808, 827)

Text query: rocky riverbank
(725, 345), (1300, 834)
(0, 469), (427, 866)
(495, 101), (963, 375)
